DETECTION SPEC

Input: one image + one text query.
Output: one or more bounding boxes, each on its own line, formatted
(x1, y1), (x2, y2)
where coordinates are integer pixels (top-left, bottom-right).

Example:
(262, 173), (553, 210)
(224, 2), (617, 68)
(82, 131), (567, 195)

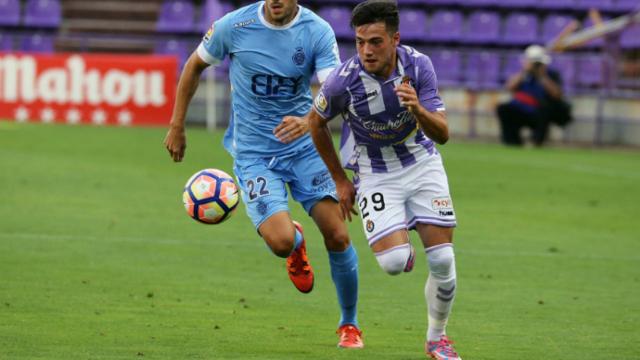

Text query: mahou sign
(0, 53), (177, 126)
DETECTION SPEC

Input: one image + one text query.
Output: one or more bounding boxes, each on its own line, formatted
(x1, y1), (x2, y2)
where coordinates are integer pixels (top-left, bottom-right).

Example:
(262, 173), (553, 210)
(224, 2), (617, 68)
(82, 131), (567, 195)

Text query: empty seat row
(157, 0), (235, 34)
(425, 48), (608, 90)
(322, 7), (640, 49)
(0, 32), (54, 52)
(0, 0), (61, 28)
(309, 0), (639, 12)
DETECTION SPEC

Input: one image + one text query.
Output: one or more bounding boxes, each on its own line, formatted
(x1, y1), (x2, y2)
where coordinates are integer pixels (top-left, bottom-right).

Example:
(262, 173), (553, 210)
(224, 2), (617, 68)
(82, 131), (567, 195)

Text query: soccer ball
(182, 168), (239, 224)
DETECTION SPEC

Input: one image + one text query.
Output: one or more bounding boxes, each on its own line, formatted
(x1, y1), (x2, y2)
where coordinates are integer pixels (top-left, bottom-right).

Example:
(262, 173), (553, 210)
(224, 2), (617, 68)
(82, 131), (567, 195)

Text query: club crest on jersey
(292, 47), (305, 66)
(315, 92), (328, 112)
(366, 219), (375, 233)
(203, 23), (214, 42)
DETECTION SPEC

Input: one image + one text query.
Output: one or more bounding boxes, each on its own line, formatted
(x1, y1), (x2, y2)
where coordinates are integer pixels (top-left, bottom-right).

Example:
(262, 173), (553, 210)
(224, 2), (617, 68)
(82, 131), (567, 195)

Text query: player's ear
(392, 32), (400, 46)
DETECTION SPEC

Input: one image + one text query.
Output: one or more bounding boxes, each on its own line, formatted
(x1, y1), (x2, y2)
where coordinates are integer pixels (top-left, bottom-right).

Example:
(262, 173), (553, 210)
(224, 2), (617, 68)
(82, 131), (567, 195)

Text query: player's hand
(274, 116), (308, 144)
(336, 178), (358, 222)
(395, 82), (419, 113)
(532, 64), (546, 79)
(164, 125), (186, 162)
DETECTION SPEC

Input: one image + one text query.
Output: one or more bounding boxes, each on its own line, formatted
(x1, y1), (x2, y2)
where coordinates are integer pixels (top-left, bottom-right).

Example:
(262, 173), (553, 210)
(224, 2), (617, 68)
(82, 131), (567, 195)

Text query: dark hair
(350, 0), (399, 34)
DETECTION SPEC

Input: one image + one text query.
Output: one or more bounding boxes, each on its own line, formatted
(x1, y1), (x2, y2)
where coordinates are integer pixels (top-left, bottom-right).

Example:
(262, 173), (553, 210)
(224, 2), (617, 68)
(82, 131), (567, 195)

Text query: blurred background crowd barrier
(0, 0), (639, 145)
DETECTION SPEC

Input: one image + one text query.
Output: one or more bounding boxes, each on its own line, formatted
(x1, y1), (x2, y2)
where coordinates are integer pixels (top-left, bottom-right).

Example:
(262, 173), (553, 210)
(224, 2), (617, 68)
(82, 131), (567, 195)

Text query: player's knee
(323, 226), (350, 252)
(263, 233), (295, 258)
(427, 245), (455, 278)
(375, 244), (412, 275)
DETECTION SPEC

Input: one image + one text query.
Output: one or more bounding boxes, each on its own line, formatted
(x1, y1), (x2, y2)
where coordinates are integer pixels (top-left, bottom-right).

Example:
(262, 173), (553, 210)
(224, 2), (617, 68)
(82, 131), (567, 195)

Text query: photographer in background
(496, 45), (572, 146)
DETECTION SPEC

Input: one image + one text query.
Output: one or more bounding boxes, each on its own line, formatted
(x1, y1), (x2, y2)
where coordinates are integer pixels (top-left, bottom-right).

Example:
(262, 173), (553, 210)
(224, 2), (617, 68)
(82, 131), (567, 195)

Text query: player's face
(264, 0), (298, 26)
(355, 22), (400, 78)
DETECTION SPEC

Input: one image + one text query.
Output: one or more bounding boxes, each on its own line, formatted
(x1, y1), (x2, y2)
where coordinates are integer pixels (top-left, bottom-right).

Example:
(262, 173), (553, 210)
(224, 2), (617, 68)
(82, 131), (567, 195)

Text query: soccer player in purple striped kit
(308, 1), (462, 359)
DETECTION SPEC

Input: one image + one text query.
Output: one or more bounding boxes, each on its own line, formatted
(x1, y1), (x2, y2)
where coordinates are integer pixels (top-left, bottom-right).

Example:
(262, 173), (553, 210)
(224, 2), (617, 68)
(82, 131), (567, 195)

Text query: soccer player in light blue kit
(163, 0), (363, 348)
(308, 1), (462, 358)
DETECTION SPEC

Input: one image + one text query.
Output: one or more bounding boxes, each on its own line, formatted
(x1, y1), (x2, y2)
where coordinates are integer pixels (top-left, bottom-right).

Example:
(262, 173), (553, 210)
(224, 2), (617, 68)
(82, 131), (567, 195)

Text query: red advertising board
(0, 53), (177, 126)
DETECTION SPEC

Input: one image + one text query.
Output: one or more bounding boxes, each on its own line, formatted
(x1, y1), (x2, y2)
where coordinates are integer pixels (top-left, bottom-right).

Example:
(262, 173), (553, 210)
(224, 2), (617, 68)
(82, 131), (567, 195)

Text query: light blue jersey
(197, 1), (340, 159)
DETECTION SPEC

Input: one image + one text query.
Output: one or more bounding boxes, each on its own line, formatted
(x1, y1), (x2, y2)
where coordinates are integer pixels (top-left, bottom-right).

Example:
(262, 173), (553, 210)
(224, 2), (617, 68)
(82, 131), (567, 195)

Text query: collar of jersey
(257, 2), (302, 30)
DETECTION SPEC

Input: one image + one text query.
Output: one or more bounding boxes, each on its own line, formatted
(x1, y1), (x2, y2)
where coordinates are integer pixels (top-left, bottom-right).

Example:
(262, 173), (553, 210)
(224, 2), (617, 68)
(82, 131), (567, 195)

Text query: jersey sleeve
(313, 69), (347, 120)
(416, 55), (446, 112)
(313, 23), (340, 83)
(196, 14), (233, 65)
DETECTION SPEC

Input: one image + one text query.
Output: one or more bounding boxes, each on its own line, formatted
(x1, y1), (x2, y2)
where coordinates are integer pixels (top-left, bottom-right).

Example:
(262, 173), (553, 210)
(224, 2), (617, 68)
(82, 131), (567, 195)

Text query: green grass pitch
(0, 120), (639, 359)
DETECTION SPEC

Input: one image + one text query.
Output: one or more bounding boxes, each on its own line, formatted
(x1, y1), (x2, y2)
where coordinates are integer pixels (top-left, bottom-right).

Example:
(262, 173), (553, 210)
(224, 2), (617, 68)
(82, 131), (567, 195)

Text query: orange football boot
(337, 324), (364, 348)
(286, 221), (314, 293)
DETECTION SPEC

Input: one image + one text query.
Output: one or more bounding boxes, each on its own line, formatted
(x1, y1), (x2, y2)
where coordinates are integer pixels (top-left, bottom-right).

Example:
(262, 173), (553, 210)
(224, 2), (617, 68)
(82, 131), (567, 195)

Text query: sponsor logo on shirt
(233, 19), (255, 28)
(353, 90), (378, 103)
(362, 110), (414, 132)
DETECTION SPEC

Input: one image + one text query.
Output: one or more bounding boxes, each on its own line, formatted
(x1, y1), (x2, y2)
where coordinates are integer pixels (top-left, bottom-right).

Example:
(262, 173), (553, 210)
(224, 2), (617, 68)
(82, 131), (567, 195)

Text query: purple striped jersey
(313, 45), (445, 174)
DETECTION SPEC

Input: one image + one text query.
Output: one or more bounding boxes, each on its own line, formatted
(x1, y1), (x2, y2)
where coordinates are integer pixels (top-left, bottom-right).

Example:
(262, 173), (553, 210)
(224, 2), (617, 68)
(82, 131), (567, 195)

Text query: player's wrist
(169, 121), (185, 131)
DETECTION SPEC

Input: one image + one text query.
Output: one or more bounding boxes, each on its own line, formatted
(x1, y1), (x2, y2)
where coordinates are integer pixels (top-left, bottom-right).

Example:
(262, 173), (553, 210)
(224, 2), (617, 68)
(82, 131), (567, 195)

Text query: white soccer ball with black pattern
(182, 168), (239, 224)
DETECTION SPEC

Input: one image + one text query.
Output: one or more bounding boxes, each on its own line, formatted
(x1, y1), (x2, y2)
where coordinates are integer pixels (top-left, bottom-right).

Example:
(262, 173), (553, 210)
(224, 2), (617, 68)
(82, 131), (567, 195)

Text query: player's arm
(308, 109), (358, 221)
(164, 53), (210, 162)
(395, 83), (449, 145)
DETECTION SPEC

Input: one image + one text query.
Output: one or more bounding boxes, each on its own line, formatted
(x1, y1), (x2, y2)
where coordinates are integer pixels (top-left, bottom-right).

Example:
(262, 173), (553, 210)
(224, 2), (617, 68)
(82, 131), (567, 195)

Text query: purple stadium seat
(615, 0), (639, 11)
(576, 55), (603, 88)
(23, 0), (61, 28)
(464, 11), (500, 44)
(502, 13), (539, 45)
(339, 42), (357, 62)
(425, 49), (462, 87)
(620, 24), (640, 49)
(0, 33), (13, 51)
(581, 16), (610, 48)
(155, 39), (190, 73)
(20, 33), (54, 53)
(501, 52), (522, 82)
(465, 0), (498, 6)
(0, 0), (20, 26)
(397, 0), (430, 5)
(539, 0), (575, 10)
(426, 10), (463, 43)
(318, 6), (352, 39)
(576, 0), (614, 10)
(196, 0), (234, 31)
(399, 9), (427, 41)
(157, 0), (196, 33)
(423, 0), (459, 5)
(550, 54), (575, 91)
(541, 15), (576, 44)
(464, 51), (501, 89)
(498, 0), (538, 8)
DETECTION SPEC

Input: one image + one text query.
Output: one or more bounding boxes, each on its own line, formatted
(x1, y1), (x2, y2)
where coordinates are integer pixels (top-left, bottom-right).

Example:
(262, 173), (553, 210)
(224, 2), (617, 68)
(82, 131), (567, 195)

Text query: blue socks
(328, 245), (359, 327)
(293, 227), (303, 251)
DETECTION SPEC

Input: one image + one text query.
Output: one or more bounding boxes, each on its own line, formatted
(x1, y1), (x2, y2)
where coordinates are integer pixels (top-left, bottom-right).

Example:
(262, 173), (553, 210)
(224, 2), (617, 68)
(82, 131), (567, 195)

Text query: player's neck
(263, 5), (299, 27)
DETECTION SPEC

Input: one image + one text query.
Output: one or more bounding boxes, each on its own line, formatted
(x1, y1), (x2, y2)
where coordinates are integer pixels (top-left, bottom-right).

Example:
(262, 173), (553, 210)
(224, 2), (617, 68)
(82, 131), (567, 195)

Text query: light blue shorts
(233, 145), (338, 229)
